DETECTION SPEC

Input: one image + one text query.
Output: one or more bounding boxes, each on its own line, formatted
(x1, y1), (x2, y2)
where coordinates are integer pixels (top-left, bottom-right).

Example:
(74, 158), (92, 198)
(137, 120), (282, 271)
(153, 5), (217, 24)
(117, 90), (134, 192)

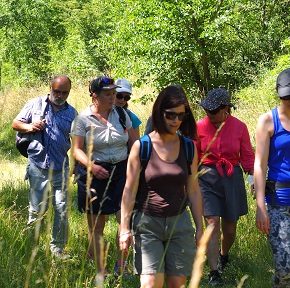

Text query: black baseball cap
(89, 76), (119, 94)
(276, 68), (290, 98)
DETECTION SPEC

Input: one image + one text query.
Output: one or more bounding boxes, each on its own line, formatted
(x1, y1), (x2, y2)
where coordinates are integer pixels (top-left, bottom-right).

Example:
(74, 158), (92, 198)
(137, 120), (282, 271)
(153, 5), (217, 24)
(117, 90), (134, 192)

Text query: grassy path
(0, 158), (273, 287)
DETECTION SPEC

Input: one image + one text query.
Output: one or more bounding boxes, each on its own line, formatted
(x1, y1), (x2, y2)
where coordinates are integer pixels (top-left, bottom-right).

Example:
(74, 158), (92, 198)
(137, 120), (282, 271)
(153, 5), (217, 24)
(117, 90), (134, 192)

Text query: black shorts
(77, 160), (127, 215)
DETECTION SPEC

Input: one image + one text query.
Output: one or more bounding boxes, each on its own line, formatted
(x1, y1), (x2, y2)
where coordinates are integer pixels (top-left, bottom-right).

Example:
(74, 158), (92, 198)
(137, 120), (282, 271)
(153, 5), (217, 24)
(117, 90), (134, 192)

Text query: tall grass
(1, 64), (288, 287)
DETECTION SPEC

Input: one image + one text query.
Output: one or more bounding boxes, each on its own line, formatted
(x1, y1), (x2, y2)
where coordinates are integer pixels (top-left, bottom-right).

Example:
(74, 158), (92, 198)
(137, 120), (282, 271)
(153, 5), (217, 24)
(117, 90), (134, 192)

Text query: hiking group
(12, 69), (290, 288)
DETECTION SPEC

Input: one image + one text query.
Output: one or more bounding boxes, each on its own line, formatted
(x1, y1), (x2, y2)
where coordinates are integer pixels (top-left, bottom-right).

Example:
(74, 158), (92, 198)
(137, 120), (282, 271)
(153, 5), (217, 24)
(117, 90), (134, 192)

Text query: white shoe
(94, 273), (104, 287)
(51, 249), (70, 260)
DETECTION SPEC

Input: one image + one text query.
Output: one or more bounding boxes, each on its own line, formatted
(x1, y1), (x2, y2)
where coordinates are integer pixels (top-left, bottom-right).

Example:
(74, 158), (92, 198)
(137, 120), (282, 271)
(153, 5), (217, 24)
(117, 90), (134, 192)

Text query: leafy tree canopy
(0, 0), (289, 99)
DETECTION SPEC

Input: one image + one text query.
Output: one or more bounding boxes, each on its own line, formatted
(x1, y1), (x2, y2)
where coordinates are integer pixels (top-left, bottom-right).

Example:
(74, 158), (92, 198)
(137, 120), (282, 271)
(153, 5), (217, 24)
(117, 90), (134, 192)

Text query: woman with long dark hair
(119, 85), (203, 288)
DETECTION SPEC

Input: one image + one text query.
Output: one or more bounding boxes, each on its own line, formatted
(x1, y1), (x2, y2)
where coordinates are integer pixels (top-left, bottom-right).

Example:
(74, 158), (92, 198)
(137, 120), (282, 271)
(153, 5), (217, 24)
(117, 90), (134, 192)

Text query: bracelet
(120, 231), (131, 237)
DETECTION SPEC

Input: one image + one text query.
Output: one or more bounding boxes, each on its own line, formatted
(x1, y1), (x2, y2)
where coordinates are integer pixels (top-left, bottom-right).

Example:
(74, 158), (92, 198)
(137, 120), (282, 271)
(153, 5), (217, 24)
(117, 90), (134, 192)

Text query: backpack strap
(115, 106), (127, 131)
(139, 134), (194, 174)
(181, 136), (194, 175)
(16, 96), (46, 157)
(139, 134), (152, 169)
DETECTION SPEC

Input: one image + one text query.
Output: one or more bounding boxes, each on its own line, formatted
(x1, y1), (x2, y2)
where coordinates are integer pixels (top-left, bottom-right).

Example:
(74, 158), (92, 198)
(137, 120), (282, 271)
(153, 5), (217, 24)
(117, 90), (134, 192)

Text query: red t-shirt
(196, 115), (254, 176)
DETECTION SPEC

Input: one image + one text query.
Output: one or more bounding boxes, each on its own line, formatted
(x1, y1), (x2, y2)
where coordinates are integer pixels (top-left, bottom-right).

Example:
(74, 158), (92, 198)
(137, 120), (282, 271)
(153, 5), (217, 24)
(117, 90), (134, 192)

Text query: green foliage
(118, 0), (290, 96)
(0, 121), (20, 160)
(0, 176), (273, 287)
(1, 0), (290, 97)
(0, 0), (67, 84)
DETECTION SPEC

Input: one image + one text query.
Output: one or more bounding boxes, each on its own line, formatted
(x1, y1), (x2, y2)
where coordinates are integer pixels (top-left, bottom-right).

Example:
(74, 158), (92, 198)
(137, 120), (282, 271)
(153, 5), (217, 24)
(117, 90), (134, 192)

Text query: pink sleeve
(239, 124), (254, 173)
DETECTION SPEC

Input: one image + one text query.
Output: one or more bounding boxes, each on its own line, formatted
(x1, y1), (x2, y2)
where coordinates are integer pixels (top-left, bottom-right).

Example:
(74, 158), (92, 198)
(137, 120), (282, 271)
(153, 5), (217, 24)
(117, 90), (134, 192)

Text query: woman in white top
(71, 76), (137, 280)
(114, 78), (142, 138)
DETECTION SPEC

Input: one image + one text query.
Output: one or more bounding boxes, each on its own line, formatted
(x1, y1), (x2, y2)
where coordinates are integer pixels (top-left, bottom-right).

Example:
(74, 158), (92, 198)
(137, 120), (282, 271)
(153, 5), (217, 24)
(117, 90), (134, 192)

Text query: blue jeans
(26, 162), (68, 252)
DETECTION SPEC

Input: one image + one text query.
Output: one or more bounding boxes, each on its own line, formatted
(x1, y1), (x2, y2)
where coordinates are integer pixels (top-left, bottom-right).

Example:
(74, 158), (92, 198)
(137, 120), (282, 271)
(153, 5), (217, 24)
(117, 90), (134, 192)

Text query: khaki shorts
(132, 209), (196, 276)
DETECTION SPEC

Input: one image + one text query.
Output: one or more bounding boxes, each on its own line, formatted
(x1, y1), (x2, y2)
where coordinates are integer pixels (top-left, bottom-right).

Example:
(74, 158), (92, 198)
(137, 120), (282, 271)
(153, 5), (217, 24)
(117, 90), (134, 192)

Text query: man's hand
(29, 119), (46, 132)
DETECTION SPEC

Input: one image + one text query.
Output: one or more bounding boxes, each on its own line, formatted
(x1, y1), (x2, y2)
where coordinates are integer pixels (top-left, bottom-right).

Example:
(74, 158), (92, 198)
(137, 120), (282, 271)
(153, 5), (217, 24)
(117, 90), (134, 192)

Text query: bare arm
(254, 112), (273, 234)
(119, 140), (141, 252)
(187, 144), (204, 245)
(127, 127), (139, 149)
(12, 119), (46, 133)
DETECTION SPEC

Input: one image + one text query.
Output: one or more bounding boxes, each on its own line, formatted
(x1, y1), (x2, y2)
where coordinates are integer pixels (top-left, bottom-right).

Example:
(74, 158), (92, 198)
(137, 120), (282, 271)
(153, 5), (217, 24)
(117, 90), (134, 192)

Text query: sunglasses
(116, 93), (131, 101)
(164, 111), (187, 121)
(280, 95), (290, 100)
(205, 105), (226, 115)
(52, 89), (70, 96)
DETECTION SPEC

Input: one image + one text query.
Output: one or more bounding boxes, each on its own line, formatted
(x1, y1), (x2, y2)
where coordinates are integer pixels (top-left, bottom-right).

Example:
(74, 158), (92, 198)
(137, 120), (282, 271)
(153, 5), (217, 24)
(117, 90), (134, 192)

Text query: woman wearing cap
(255, 68), (290, 287)
(115, 78), (142, 138)
(196, 88), (254, 285)
(71, 76), (137, 280)
(119, 85), (203, 288)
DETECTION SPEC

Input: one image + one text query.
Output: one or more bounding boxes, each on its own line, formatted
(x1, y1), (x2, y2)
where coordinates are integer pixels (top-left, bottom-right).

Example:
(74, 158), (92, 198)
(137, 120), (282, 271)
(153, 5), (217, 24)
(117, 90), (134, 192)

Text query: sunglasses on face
(164, 110), (187, 121)
(205, 105), (226, 115)
(280, 95), (290, 100)
(116, 93), (131, 101)
(52, 89), (70, 96)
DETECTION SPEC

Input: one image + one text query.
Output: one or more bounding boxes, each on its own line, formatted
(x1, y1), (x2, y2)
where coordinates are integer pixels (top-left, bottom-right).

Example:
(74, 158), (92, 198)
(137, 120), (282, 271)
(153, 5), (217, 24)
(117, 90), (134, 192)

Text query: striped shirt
(15, 95), (77, 170)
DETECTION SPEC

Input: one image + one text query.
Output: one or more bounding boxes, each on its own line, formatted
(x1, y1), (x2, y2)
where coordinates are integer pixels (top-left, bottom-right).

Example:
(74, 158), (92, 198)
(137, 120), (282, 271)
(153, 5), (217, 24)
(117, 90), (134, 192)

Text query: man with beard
(12, 75), (77, 259)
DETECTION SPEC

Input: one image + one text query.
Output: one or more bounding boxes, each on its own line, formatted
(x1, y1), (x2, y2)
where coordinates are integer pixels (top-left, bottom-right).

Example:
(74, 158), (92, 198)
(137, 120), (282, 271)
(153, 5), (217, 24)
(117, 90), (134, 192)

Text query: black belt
(275, 181), (290, 189)
(265, 180), (290, 194)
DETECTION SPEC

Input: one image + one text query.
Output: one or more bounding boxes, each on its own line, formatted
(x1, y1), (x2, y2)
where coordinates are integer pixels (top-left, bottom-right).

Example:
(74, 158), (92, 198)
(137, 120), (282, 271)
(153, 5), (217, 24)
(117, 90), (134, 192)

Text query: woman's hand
(119, 231), (132, 253)
(256, 205), (270, 235)
(91, 164), (110, 180)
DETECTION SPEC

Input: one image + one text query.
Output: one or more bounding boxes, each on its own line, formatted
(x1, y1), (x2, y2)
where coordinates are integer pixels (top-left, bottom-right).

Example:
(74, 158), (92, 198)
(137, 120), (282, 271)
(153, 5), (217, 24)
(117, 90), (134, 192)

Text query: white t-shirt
(71, 105), (132, 164)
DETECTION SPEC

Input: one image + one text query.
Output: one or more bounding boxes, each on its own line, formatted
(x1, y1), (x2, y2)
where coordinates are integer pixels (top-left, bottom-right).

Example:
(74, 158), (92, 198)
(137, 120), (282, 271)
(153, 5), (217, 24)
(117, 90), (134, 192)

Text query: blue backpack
(139, 134), (195, 174)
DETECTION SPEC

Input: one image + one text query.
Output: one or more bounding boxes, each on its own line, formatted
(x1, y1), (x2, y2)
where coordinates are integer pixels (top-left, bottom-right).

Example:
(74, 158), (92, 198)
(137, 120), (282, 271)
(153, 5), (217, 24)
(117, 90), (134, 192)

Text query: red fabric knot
(216, 158), (234, 177)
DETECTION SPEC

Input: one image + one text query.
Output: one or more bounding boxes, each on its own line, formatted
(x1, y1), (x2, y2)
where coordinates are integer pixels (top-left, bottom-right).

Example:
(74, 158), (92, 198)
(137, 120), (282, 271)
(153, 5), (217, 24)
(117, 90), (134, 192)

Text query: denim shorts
(77, 160), (127, 215)
(132, 209), (196, 276)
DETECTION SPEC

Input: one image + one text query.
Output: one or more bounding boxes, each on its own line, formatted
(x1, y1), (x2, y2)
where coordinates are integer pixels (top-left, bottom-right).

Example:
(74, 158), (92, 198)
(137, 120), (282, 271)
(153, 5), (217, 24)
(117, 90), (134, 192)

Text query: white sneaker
(51, 249), (70, 260)
(94, 273), (104, 287)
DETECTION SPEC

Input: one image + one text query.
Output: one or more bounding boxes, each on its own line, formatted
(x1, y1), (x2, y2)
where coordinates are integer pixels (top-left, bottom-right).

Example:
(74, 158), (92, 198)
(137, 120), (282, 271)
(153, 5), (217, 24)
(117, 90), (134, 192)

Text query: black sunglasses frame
(116, 93), (131, 101)
(164, 111), (187, 121)
(280, 95), (290, 100)
(205, 105), (227, 115)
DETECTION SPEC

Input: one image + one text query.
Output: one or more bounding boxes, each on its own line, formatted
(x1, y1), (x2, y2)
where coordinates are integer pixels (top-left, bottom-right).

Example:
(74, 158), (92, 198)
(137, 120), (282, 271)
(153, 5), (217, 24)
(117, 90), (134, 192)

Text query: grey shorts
(132, 209), (196, 276)
(199, 165), (248, 221)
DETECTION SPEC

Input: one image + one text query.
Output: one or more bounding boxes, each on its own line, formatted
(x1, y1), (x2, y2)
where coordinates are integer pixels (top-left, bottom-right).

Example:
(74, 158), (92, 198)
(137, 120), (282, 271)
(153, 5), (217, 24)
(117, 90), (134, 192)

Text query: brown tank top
(136, 138), (188, 217)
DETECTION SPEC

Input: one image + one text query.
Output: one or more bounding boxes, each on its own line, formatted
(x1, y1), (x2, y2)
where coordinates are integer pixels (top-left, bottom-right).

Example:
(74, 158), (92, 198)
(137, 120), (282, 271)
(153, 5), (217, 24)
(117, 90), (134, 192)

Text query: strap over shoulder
(139, 134), (152, 169)
(115, 105), (127, 131)
(181, 135), (194, 175)
(139, 134), (194, 174)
